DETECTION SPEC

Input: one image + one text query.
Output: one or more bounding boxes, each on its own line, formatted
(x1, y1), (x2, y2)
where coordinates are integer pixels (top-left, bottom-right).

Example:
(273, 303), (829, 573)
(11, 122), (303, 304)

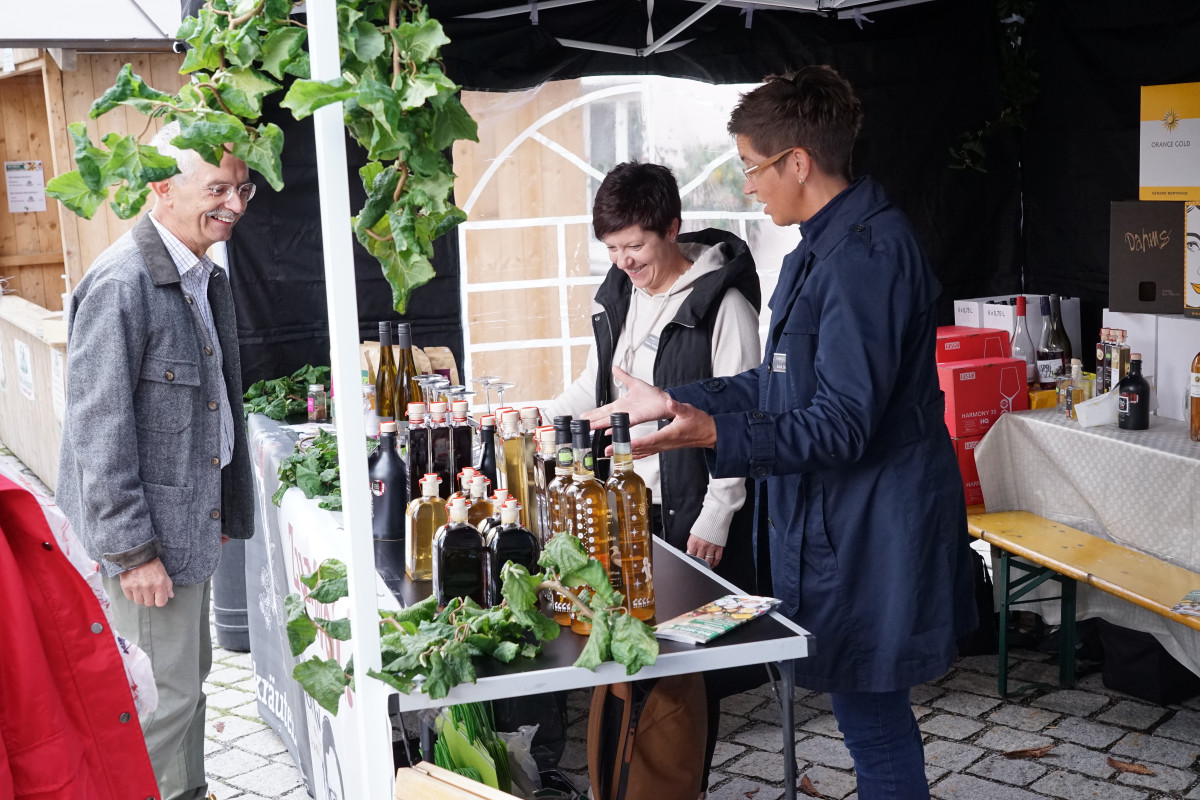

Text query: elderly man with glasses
(56, 121), (257, 800)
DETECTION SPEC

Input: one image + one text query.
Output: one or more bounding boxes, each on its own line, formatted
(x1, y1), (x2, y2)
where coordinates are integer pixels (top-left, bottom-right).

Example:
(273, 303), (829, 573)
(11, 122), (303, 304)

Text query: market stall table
(243, 413), (813, 800)
(974, 408), (1200, 675)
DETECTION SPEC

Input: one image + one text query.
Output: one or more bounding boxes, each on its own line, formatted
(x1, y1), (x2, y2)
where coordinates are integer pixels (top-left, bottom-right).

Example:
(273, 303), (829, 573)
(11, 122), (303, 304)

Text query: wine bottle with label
(1035, 296), (1065, 390)
(1190, 350), (1200, 442)
(566, 419), (611, 635)
(405, 473), (445, 581)
(476, 415), (499, 490)
(429, 402), (453, 499)
(1010, 295), (1037, 386)
(394, 322), (421, 419)
(547, 417), (575, 625)
(1117, 353), (1150, 430)
(368, 421), (408, 582)
(432, 496), (486, 608)
(450, 400), (474, 480)
(606, 413), (654, 621)
(375, 322), (397, 422)
(484, 499), (541, 607)
(406, 403), (428, 502)
(532, 425), (557, 546)
(500, 410), (526, 515)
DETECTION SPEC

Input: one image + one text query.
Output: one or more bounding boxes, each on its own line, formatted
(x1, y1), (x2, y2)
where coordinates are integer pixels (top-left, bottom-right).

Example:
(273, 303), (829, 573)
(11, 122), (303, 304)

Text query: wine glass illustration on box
(998, 365), (1022, 414)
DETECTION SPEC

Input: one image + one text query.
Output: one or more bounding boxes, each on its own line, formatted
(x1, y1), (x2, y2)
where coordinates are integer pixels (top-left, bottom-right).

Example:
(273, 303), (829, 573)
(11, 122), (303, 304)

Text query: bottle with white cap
(484, 499), (541, 606)
(432, 495), (486, 608)
(450, 400), (473, 479)
(405, 402), (429, 501)
(429, 401), (453, 499)
(368, 420), (408, 582)
(467, 474), (493, 528)
(405, 473), (445, 581)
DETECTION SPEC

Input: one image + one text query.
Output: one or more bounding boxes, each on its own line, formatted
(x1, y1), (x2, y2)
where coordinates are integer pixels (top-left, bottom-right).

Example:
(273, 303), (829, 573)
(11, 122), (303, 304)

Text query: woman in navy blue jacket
(588, 66), (977, 799)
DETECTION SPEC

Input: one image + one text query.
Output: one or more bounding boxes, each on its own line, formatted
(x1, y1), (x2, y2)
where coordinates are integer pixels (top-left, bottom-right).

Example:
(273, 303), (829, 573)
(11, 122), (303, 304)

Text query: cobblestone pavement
(5, 444), (1200, 799)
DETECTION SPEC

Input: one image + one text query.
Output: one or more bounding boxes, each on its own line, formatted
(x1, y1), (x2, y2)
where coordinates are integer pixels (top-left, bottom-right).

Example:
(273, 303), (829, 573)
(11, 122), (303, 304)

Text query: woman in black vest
(544, 162), (768, 792)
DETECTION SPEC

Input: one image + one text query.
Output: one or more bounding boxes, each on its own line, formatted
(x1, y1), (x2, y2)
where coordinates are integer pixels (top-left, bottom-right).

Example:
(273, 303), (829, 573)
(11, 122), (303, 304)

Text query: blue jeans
(829, 689), (928, 800)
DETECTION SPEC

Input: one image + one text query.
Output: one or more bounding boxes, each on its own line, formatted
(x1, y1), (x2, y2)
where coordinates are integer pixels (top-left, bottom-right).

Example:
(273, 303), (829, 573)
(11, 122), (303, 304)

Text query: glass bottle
(566, 419), (611, 635)
(1095, 327), (1110, 393)
(1117, 353), (1151, 431)
(432, 496), (486, 608)
(369, 420), (408, 581)
(479, 489), (509, 540)
(406, 402), (428, 502)
(1035, 296), (1065, 390)
(405, 473), (445, 581)
(375, 321), (397, 422)
(1010, 296), (1037, 387)
(546, 417), (575, 625)
(519, 407), (541, 535)
(1048, 294), (1072, 364)
(485, 499), (542, 607)
(500, 409), (526, 514)
(532, 425), (557, 547)
(456, 465), (477, 498)
(394, 322), (421, 419)
(307, 383), (328, 422)
(428, 402), (453, 499)
(467, 474), (493, 528)
(1063, 358), (1083, 419)
(450, 400), (474, 481)
(1190, 349), (1200, 442)
(606, 413), (654, 621)
(476, 414), (499, 490)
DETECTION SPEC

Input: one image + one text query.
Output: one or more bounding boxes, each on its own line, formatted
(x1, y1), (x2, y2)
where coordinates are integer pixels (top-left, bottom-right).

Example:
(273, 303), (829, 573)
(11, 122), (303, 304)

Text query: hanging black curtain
(1021, 0), (1200, 364)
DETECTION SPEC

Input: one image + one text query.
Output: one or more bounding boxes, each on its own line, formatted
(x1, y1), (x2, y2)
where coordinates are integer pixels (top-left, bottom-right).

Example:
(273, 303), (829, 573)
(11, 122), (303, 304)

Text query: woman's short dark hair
(728, 66), (864, 180)
(592, 162), (682, 240)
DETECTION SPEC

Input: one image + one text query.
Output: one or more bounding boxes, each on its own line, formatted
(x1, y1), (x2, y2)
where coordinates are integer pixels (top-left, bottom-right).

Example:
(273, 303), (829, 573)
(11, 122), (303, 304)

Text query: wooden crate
(0, 295), (67, 490)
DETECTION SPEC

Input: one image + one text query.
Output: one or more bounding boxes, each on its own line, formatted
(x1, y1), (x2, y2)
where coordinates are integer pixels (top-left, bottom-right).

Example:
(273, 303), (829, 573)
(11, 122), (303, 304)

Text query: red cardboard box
(936, 326), (1011, 363)
(954, 435), (984, 506)
(938, 357), (1029, 438)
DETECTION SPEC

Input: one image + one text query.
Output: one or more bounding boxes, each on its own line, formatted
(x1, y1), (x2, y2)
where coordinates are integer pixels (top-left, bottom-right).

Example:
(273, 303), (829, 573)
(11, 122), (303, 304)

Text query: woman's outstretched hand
(582, 367), (718, 459)
(581, 367), (672, 429)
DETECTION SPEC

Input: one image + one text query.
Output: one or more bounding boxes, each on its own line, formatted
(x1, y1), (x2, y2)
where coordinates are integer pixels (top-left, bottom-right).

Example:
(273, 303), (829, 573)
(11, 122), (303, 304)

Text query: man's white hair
(148, 121), (201, 179)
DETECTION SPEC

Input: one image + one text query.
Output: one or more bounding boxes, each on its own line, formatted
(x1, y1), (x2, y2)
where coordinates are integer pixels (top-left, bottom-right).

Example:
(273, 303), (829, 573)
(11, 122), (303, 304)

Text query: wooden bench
(966, 511), (1200, 696)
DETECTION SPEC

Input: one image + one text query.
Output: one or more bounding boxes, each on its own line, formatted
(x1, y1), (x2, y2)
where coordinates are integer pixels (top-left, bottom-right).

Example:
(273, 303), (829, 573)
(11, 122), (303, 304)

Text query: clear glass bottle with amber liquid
(566, 419), (611, 635)
(467, 474), (493, 528)
(479, 489), (509, 540)
(405, 473), (445, 581)
(485, 499), (542, 607)
(546, 418), (575, 625)
(394, 322), (421, 421)
(375, 321), (397, 422)
(606, 413), (654, 621)
(500, 410), (526, 517)
(1191, 350), (1200, 442)
(1118, 353), (1151, 431)
(432, 496), (486, 608)
(519, 407), (542, 536)
(532, 425), (557, 546)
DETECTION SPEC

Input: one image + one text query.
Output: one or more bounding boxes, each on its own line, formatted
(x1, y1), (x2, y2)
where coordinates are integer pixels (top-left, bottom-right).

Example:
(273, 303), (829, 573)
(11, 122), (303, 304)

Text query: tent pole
(309, 1), (393, 798)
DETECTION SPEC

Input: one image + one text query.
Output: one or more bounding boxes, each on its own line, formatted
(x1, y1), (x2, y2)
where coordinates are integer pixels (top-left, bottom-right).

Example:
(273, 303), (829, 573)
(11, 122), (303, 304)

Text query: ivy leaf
(541, 533), (589, 578)
(301, 558), (348, 590)
(499, 562), (543, 613)
(67, 122), (108, 192)
(280, 77), (356, 120)
(231, 123), (285, 191)
(511, 607), (560, 642)
(224, 23), (262, 69)
(294, 461), (323, 498)
(217, 68), (282, 119)
(573, 611), (611, 671)
(431, 98), (480, 150)
(400, 70), (454, 110)
(492, 640), (520, 663)
(45, 171), (107, 219)
(359, 223), (436, 313)
(441, 640), (477, 685)
(109, 183), (151, 219)
(314, 616), (352, 641)
(343, 19), (386, 64)
(416, 206), (467, 243)
(284, 51), (310, 79)
(393, 16), (451, 63)
(172, 110), (248, 166)
(406, 170), (455, 215)
(610, 613), (659, 676)
(285, 593), (319, 656)
(563, 559), (616, 608)
(423, 650), (454, 700)
(355, 79), (402, 135)
(259, 26), (306, 80)
(367, 666), (415, 695)
(101, 133), (179, 185)
(292, 656), (349, 715)
(308, 575), (349, 604)
(90, 64), (174, 118)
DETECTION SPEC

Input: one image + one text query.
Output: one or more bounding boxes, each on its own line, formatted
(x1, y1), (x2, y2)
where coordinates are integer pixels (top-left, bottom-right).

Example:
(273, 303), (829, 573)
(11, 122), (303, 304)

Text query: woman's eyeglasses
(742, 147), (798, 179)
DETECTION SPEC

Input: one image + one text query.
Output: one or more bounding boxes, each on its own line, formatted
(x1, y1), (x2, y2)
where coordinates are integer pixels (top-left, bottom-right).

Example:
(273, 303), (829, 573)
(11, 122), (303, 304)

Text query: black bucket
(213, 538), (251, 652)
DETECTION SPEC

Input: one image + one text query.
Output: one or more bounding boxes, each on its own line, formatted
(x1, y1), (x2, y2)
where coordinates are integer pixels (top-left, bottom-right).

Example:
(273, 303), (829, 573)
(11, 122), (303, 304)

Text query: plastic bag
(497, 724), (542, 799)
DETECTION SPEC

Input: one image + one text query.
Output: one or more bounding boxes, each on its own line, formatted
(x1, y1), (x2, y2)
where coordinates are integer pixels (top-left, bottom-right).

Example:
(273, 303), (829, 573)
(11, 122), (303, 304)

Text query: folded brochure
(1172, 590), (1200, 618)
(654, 594), (781, 645)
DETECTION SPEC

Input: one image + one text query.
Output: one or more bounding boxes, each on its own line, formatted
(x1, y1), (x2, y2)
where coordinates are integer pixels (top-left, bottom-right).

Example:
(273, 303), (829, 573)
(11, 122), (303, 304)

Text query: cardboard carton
(938, 357), (1030, 438)
(954, 435), (984, 506)
(1140, 82), (1200, 202)
(935, 326), (1011, 363)
(953, 294), (1082, 366)
(1187, 203), (1200, 319)
(1155, 315), (1200, 423)
(1109, 201), (1185, 314)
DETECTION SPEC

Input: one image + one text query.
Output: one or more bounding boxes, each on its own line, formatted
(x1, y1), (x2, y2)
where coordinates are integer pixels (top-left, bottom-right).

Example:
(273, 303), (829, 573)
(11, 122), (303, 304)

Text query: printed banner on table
(1141, 82), (1200, 202)
(5, 161), (47, 213)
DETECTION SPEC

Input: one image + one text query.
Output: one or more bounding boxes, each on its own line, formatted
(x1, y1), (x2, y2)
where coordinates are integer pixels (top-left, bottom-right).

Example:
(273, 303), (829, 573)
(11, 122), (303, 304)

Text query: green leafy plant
(285, 534), (659, 712)
(243, 363), (330, 420)
(45, 0), (477, 313)
(273, 427), (344, 509)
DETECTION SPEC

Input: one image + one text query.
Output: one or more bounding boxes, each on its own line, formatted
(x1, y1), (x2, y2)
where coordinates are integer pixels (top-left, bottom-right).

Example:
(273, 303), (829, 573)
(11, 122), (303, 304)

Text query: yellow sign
(1141, 82), (1200, 202)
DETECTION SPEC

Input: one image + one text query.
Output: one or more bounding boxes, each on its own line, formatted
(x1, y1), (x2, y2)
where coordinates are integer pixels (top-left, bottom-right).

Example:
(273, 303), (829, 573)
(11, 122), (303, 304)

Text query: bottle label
(371, 479), (385, 497)
(1036, 359), (1061, 383)
(1191, 372), (1200, 398)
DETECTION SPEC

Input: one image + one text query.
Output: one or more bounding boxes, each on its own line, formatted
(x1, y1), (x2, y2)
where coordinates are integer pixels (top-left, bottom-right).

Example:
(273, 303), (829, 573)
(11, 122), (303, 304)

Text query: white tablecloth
(975, 409), (1200, 674)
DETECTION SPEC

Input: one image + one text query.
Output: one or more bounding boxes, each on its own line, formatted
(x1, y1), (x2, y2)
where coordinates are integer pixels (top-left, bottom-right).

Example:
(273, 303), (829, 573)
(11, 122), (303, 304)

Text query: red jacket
(0, 476), (159, 800)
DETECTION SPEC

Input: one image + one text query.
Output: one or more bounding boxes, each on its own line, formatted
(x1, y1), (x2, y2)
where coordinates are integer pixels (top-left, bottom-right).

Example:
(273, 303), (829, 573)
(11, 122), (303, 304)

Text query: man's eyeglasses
(178, 176), (257, 203)
(742, 147), (798, 179)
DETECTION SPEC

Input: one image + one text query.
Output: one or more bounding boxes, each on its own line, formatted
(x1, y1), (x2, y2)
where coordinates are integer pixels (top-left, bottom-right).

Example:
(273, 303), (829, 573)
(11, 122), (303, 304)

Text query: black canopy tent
(223, 0), (1200, 385)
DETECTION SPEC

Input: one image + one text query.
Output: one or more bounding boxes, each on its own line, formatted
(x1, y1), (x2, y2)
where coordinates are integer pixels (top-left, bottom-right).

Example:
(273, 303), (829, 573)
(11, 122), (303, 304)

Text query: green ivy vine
(45, 0), (477, 313)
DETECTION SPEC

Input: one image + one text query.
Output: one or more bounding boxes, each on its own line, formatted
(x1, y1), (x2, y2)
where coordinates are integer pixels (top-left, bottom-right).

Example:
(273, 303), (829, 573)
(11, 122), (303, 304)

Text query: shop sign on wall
(14, 339), (34, 402)
(5, 161), (47, 213)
